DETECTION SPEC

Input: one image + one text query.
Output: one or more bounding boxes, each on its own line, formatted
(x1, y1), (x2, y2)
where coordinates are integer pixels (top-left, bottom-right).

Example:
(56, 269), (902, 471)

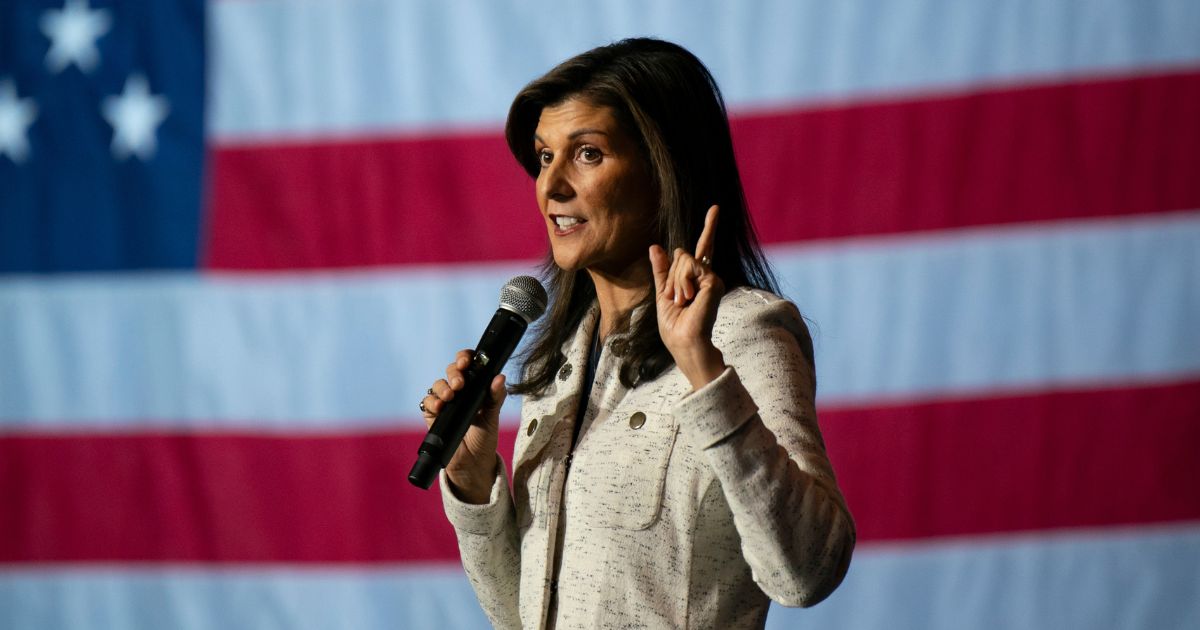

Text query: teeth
(555, 216), (582, 228)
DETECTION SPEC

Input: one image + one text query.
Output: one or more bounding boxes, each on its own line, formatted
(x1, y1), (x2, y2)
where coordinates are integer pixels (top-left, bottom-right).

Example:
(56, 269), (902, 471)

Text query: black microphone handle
(408, 308), (529, 489)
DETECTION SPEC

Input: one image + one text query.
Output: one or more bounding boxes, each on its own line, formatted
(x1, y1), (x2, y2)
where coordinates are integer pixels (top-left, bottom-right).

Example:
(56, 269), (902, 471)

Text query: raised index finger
(694, 205), (719, 261)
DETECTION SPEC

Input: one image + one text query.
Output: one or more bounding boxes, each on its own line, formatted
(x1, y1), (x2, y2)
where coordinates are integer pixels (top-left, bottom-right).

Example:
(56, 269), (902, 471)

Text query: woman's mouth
(551, 215), (587, 235)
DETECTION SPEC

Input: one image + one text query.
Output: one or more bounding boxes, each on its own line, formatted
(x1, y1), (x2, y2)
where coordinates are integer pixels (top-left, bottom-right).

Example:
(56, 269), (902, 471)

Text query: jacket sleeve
(672, 292), (856, 607)
(439, 458), (522, 629)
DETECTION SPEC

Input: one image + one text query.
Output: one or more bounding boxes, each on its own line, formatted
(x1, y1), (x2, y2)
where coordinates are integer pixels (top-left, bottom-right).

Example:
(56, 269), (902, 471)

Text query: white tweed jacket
(441, 287), (855, 629)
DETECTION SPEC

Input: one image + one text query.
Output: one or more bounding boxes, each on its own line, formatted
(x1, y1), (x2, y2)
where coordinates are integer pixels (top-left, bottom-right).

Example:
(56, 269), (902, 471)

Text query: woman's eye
(537, 149), (552, 167)
(578, 147), (601, 163)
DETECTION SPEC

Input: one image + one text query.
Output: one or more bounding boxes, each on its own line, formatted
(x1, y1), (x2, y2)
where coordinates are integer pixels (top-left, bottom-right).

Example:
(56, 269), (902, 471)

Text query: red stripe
(3, 380), (1198, 563)
(205, 70), (1200, 270)
(0, 430), (516, 565)
(821, 380), (1200, 542)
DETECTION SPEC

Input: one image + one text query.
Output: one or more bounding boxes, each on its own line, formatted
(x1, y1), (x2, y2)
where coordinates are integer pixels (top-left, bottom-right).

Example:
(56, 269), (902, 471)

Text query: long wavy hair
(507, 38), (780, 396)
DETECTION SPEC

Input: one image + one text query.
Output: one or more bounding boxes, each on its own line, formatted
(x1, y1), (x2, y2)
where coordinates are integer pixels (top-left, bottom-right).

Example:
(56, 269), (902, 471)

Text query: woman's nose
(538, 157), (574, 202)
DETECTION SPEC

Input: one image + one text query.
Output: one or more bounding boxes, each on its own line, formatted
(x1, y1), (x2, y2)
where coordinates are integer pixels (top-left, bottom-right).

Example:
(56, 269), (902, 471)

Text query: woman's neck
(587, 259), (652, 341)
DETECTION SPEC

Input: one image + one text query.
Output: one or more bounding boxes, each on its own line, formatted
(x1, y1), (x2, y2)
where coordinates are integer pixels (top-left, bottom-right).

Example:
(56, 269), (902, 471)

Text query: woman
(421, 38), (854, 629)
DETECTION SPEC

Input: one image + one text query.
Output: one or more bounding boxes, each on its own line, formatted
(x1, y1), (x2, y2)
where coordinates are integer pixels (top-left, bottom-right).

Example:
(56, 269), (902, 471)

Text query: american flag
(2, 1), (1199, 628)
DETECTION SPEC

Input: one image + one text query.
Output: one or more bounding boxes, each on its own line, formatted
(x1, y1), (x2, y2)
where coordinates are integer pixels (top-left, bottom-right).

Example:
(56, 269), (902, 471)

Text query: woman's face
(534, 98), (656, 277)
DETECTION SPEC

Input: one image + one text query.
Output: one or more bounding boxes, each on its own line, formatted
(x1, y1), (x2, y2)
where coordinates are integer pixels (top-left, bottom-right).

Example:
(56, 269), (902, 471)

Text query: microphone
(408, 276), (548, 489)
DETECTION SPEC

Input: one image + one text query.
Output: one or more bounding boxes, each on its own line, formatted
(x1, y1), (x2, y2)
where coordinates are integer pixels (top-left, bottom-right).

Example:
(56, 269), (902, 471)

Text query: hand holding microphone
(409, 276), (547, 497)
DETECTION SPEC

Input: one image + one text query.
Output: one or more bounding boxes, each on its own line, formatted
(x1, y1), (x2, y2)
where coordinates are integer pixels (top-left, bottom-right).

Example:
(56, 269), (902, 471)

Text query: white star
(102, 74), (169, 161)
(40, 0), (112, 74)
(0, 79), (38, 164)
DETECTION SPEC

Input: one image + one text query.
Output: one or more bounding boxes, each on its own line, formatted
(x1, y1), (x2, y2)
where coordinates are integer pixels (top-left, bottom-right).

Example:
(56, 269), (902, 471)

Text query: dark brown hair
(507, 38), (780, 396)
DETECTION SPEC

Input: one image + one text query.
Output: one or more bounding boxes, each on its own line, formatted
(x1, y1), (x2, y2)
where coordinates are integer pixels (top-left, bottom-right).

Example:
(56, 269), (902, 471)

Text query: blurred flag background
(2, 1), (1199, 628)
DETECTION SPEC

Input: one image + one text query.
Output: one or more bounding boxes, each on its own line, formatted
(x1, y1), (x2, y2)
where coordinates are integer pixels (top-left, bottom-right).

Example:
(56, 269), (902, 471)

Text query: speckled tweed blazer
(441, 287), (855, 629)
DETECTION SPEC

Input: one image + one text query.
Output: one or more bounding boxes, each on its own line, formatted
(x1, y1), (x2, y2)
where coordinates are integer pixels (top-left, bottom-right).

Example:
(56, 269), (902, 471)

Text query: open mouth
(550, 214), (587, 232)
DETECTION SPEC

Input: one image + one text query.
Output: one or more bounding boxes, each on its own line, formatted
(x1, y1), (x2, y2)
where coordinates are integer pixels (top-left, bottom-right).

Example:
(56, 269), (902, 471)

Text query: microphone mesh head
(499, 276), (549, 324)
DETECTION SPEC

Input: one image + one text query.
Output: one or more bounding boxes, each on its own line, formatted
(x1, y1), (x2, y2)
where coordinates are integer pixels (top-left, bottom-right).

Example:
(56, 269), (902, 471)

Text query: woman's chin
(550, 250), (586, 272)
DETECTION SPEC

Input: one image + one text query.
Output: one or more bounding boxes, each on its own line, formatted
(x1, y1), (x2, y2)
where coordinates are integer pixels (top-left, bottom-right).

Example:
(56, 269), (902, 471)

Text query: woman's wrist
(676, 343), (726, 391)
(446, 454), (499, 505)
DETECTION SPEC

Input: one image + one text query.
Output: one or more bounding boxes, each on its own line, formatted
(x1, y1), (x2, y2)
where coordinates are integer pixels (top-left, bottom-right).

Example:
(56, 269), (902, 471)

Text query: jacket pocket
(513, 458), (546, 530)
(569, 409), (678, 530)
(512, 410), (562, 530)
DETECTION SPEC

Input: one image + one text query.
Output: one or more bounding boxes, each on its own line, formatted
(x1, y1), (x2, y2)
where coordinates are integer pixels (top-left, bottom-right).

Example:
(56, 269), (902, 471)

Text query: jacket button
(558, 363), (573, 381)
(629, 412), (646, 429)
(527, 419), (538, 436)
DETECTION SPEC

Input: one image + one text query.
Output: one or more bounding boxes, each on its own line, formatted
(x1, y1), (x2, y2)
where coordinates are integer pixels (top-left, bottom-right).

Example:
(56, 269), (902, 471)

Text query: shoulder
(713, 287), (803, 336)
(713, 287), (815, 368)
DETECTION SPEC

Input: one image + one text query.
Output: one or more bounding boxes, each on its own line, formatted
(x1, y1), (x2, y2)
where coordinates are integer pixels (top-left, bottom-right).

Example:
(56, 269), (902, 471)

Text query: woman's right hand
(421, 349), (506, 504)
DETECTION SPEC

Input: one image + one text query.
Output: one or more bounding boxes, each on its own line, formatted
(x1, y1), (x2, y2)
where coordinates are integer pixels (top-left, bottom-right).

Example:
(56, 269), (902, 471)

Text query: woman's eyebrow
(568, 128), (608, 140)
(533, 129), (610, 144)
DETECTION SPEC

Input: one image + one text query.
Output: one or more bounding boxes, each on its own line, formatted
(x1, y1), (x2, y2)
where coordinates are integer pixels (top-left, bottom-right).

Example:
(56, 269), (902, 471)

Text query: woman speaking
(420, 38), (855, 629)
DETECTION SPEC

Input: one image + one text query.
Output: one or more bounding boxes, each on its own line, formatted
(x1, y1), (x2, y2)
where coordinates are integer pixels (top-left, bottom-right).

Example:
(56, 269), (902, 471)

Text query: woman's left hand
(649, 204), (727, 390)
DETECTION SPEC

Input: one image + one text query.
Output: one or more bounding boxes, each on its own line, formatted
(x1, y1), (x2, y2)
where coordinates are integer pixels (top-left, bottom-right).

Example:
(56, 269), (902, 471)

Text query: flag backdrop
(2, 1), (1199, 628)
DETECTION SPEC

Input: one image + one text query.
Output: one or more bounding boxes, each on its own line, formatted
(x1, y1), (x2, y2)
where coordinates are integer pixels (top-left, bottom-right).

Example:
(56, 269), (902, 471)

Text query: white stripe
(768, 524), (1200, 630)
(209, 0), (1200, 141)
(781, 211), (1200, 405)
(0, 564), (491, 630)
(1, 212), (1197, 429)
(0, 262), (535, 429)
(3, 525), (1197, 630)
